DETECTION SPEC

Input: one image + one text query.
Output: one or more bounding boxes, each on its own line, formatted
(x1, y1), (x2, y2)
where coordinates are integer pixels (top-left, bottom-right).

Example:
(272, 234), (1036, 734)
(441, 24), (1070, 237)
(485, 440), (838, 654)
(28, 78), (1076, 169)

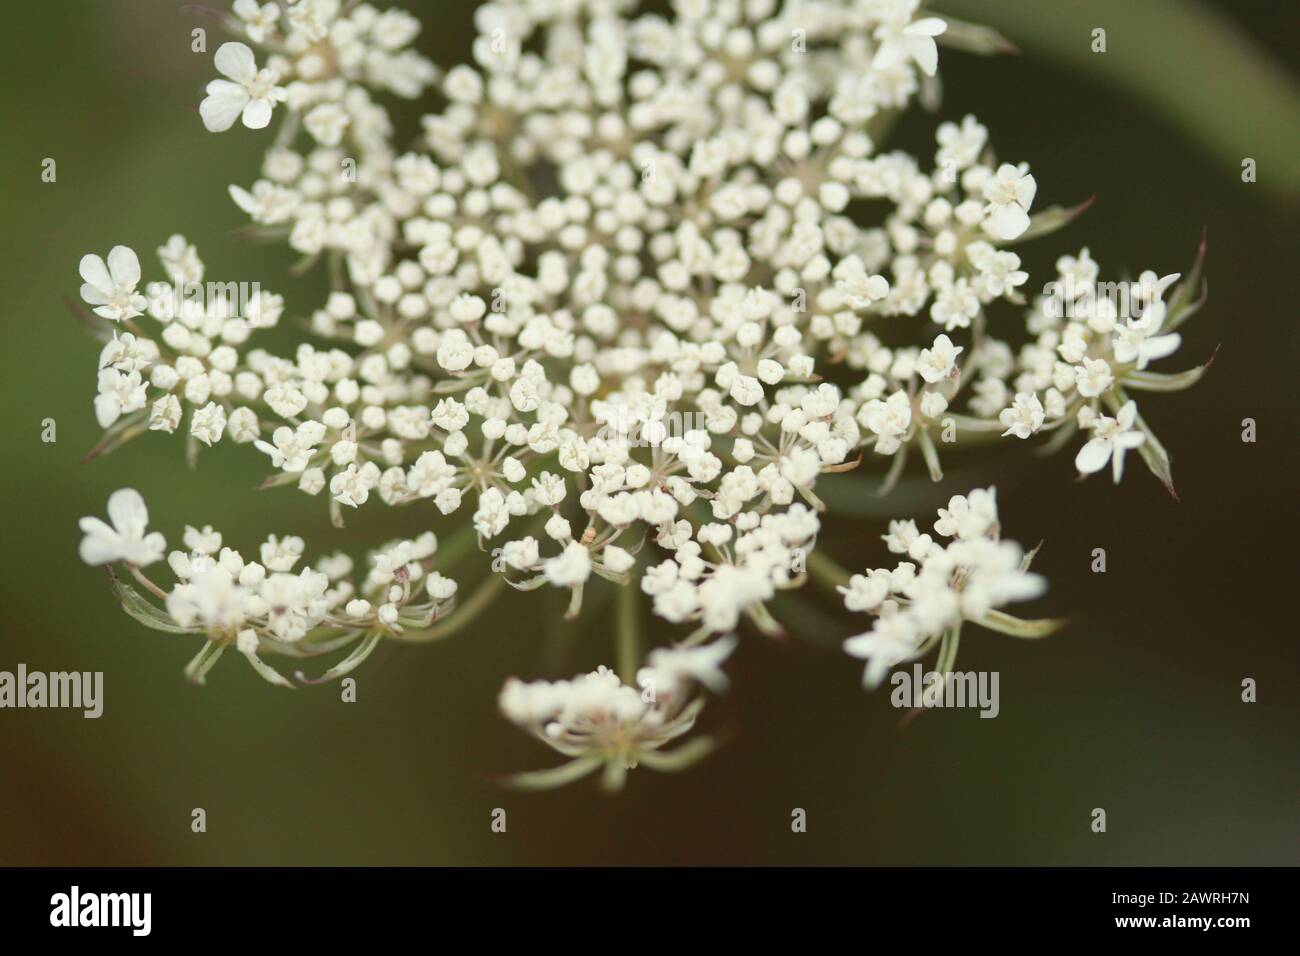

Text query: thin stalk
(806, 547), (852, 591)
(616, 584), (641, 684)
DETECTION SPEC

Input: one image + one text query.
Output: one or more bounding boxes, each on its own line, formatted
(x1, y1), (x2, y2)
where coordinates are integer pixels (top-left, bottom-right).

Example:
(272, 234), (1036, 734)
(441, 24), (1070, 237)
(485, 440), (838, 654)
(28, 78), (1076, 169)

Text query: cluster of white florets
(78, 488), (457, 686)
(75, 0), (1209, 787)
(841, 487), (1048, 688)
(498, 635), (735, 789)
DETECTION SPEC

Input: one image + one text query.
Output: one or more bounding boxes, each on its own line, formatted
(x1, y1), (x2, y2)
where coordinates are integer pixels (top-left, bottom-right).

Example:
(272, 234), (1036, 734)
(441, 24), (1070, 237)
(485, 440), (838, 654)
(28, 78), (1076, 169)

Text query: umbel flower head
(73, 0), (1212, 790)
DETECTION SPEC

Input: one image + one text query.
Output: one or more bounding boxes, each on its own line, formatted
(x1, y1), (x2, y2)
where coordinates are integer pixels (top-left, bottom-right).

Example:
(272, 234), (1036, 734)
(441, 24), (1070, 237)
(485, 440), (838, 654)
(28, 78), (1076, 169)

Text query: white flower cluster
(980, 251), (1208, 490)
(841, 487), (1053, 689)
(74, 0), (1210, 787)
(79, 488), (457, 686)
(499, 636), (735, 790)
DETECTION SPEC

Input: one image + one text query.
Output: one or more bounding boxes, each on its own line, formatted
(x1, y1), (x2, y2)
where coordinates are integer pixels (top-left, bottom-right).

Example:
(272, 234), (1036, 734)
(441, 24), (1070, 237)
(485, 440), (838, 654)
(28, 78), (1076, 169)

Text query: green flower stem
(616, 583), (641, 684)
(806, 547), (853, 592)
(923, 624), (963, 707)
(184, 640), (226, 686)
(127, 564), (169, 600)
(975, 609), (1066, 639)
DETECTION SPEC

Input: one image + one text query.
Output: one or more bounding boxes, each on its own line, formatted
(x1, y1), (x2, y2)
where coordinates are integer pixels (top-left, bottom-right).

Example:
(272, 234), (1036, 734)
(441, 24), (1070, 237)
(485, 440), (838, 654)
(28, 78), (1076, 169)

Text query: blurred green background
(0, 0), (1296, 865)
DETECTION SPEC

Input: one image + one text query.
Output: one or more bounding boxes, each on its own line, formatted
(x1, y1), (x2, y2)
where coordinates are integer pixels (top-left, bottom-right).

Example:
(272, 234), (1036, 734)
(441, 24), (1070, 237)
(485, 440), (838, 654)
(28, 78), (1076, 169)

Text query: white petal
(1153, 272), (1181, 298)
(79, 535), (122, 566)
(1142, 333), (1182, 363)
(94, 394), (121, 428)
(908, 17), (948, 38)
(106, 488), (149, 538)
(78, 517), (121, 565)
(984, 204), (1029, 241)
(241, 98), (273, 130)
(843, 633), (874, 659)
(1111, 338), (1138, 365)
(80, 282), (111, 306)
(227, 184), (257, 214)
(106, 245), (140, 288)
(872, 42), (904, 71)
(200, 86), (249, 132)
(864, 659), (891, 690)
(79, 254), (112, 292)
(1074, 438), (1112, 475)
(1111, 446), (1131, 483)
(1116, 400), (1137, 430)
(214, 41), (257, 83)
(1005, 571), (1048, 603)
(908, 36), (939, 76)
(128, 532), (168, 568)
(1018, 173), (1038, 207)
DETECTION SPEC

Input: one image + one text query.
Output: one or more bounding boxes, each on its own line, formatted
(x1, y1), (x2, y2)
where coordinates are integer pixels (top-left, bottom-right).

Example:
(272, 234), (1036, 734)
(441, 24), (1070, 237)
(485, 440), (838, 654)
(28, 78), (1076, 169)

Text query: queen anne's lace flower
(72, 0), (1213, 789)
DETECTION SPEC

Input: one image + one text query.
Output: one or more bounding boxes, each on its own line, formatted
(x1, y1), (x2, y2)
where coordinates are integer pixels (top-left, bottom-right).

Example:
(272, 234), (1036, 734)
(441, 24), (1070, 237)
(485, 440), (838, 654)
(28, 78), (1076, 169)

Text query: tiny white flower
(981, 163), (1037, 241)
(874, 16), (947, 78)
(1113, 300), (1182, 370)
(838, 571), (892, 612)
(544, 541), (592, 587)
(304, 102), (350, 146)
(190, 402), (227, 446)
(426, 572), (458, 601)
(232, 0), (280, 44)
(934, 487), (999, 540)
(94, 368), (147, 428)
(844, 614), (924, 689)
(79, 246), (146, 321)
(79, 488), (166, 567)
(200, 42), (286, 132)
(1074, 357), (1114, 399)
(639, 635), (737, 696)
(150, 394), (182, 433)
(917, 333), (963, 384)
(919, 390), (948, 419)
(930, 278), (980, 330)
(1075, 401), (1145, 482)
(861, 391), (912, 454)
(999, 392), (1045, 439)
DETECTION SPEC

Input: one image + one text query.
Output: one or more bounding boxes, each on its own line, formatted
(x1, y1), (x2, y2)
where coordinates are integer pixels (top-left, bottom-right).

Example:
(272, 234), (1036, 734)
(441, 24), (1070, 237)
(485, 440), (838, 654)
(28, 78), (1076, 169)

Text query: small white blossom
(79, 489), (166, 567)
(1075, 400), (1145, 482)
(982, 163), (1037, 241)
(80, 246), (146, 321)
(999, 392), (1045, 439)
(917, 333), (963, 384)
(1074, 357), (1114, 398)
(200, 42), (286, 132)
